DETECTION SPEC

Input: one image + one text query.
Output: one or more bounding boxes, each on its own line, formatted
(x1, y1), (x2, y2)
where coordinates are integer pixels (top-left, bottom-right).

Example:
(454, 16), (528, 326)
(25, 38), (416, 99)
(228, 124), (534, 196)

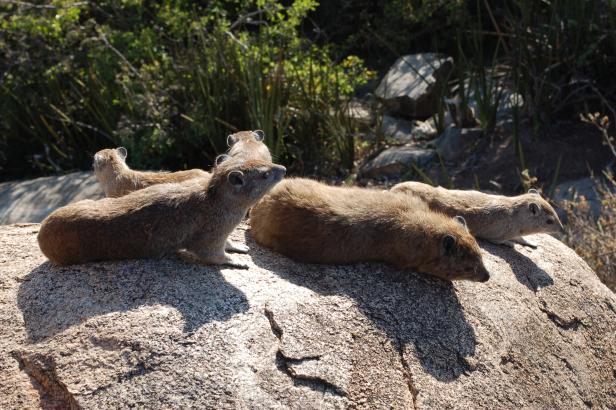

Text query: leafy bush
(562, 173), (616, 292)
(0, 0), (374, 179)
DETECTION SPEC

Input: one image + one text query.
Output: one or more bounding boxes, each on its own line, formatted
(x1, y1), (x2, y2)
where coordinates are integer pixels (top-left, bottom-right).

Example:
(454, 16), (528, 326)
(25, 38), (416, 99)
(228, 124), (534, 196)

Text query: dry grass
(561, 173), (616, 292)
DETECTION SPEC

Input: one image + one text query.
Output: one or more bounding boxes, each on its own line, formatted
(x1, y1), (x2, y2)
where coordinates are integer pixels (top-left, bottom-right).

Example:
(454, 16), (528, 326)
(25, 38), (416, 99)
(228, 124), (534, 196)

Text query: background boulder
(376, 53), (454, 119)
(0, 172), (103, 225)
(1, 224), (615, 409)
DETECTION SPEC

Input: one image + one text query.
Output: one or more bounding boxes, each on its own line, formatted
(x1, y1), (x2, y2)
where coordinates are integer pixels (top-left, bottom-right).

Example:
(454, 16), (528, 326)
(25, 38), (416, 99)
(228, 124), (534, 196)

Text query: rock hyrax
(38, 159), (286, 267)
(93, 147), (209, 198)
(250, 178), (489, 282)
(226, 130), (272, 162)
(391, 181), (564, 248)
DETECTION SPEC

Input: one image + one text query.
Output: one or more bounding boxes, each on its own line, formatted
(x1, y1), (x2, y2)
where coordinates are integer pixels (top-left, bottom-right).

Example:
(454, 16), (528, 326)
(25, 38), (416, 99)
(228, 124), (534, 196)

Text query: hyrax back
(391, 181), (564, 246)
(250, 178), (489, 282)
(39, 158), (286, 266)
(226, 130), (272, 163)
(93, 147), (209, 198)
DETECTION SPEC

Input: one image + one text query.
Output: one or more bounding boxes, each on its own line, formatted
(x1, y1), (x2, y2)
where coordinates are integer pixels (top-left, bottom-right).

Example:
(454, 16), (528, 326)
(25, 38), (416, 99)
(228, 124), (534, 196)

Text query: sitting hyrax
(93, 147), (209, 198)
(250, 178), (490, 282)
(38, 158), (286, 267)
(390, 181), (564, 248)
(226, 130), (272, 162)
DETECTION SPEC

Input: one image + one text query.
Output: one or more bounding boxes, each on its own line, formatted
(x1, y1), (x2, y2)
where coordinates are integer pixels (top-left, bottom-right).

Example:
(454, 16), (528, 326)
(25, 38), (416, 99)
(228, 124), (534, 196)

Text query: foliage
(562, 173), (616, 292)
(0, 0), (374, 178)
(1, 0), (615, 179)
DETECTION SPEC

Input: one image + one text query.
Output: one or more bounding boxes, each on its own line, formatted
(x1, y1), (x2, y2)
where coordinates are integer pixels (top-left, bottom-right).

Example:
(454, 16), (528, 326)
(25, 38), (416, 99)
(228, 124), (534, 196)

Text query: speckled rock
(0, 172), (103, 224)
(1, 224), (615, 409)
(359, 145), (437, 179)
(376, 53), (454, 119)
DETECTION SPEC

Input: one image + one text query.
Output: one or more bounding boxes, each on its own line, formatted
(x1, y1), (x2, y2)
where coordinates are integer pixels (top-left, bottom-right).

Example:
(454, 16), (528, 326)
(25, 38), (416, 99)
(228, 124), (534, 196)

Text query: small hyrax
(93, 147), (209, 198)
(390, 181), (564, 248)
(226, 130), (272, 162)
(250, 178), (490, 282)
(38, 159), (286, 267)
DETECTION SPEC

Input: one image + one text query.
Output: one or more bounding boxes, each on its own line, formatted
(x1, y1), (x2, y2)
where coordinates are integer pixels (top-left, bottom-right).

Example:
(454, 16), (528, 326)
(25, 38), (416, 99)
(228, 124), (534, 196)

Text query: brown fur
(391, 182), (564, 244)
(93, 147), (209, 198)
(250, 178), (489, 282)
(227, 130), (272, 163)
(39, 159), (286, 267)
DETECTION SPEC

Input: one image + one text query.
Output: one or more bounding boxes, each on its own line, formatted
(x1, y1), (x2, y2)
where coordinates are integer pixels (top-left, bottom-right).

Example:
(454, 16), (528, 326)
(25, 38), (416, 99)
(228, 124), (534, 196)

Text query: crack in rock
(539, 302), (584, 331)
(394, 337), (419, 410)
(11, 350), (81, 410)
(264, 305), (345, 397)
(263, 305), (282, 340)
(275, 351), (346, 397)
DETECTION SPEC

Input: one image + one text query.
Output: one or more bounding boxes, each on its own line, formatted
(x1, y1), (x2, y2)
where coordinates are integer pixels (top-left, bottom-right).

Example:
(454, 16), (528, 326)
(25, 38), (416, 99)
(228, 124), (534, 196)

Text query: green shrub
(0, 0), (374, 179)
(562, 173), (616, 292)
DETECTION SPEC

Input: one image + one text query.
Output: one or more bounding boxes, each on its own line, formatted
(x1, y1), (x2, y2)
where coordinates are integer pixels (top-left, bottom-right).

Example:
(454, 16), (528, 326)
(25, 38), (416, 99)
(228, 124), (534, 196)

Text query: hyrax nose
(273, 165), (286, 180)
(477, 266), (490, 282)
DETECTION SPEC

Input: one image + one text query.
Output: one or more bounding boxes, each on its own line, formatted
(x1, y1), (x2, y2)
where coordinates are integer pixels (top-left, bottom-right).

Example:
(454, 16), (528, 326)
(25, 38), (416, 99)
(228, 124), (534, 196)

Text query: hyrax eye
(546, 219), (554, 225)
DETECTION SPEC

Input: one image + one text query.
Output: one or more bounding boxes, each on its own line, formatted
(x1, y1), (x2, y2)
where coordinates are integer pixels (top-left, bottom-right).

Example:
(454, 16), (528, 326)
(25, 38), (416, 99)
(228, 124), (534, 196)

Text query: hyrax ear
(228, 170), (245, 187)
(529, 202), (540, 215)
(528, 188), (540, 195)
(215, 154), (230, 166)
(252, 130), (265, 141)
(116, 147), (128, 160)
(227, 134), (237, 147)
(442, 234), (456, 254)
(453, 215), (468, 231)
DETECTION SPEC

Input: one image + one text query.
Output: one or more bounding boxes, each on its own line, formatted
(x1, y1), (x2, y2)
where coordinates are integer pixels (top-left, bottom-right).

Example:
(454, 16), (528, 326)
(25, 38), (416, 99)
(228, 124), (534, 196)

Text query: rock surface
(379, 115), (414, 143)
(1, 224), (615, 409)
(435, 127), (484, 162)
(359, 145), (437, 179)
(0, 172), (103, 225)
(376, 53), (454, 119)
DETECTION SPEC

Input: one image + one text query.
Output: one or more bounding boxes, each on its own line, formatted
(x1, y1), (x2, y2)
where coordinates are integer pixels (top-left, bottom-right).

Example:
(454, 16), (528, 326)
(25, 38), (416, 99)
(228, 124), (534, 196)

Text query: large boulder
(0, 172), (103, 224)
(379, 115), (415, 143)
(1, 224), (615, 409)
(376, 53), (454, 119)
(359, 145), (437, 179)
(435, 127), (484, 162)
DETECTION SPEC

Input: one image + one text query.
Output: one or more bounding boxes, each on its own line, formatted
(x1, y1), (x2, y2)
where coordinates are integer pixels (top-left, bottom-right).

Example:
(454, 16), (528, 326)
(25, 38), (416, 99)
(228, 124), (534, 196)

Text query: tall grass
(0, 1), (372, 179)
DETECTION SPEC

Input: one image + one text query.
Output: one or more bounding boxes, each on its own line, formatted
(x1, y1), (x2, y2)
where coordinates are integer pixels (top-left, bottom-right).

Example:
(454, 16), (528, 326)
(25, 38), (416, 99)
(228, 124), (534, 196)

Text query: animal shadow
(245, 231), (477, 382)
(481, 241), (554, 291)
(17, 258), (249, 343)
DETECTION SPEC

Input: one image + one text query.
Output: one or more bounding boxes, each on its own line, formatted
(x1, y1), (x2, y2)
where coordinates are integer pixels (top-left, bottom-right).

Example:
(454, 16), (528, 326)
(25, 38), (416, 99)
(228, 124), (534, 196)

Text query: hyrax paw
(512, 237), (538, 248)
(225, 241), (250, 254)
(224, 260), (249, 269)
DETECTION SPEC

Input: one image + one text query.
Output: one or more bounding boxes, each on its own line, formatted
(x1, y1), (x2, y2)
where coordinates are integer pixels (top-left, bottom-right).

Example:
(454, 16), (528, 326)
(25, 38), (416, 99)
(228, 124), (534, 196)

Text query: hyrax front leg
(186, 240), (249, 269)
(510, 236), (538, 248)
(488, 239), (516, 248)
(225, 239), (250, 254)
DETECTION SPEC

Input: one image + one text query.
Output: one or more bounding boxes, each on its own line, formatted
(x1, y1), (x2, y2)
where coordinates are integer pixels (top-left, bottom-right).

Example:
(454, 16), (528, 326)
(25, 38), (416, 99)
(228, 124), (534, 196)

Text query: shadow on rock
(17, 258), (249, 343)
(481, 241), (554, 291)
(245, 231), (477, 382)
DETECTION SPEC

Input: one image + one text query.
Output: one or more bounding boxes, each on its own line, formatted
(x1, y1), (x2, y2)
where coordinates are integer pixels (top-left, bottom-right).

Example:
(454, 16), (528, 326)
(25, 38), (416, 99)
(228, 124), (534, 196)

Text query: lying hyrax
(250, 178), (490, 282)
(226, 130), (272, 162)
(93, 147), (209, 198)
(38, 159), (286, 267)
(391, 181), (564, 248)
